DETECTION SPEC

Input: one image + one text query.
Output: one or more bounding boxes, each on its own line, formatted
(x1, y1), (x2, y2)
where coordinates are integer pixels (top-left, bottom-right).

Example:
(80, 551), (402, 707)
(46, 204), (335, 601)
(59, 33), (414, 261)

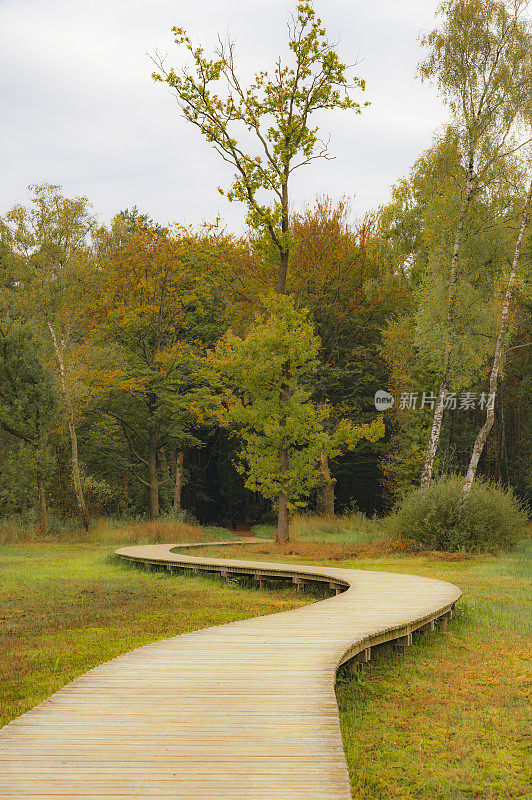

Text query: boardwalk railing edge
(115, 538), (462, 675)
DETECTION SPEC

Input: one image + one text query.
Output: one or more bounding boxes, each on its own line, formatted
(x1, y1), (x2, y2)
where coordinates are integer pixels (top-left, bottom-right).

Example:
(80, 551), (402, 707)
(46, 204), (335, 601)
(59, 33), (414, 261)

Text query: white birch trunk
(421, 170), (476, 488)
(461, 179), (532, 502)
(48, 324), (89, 530)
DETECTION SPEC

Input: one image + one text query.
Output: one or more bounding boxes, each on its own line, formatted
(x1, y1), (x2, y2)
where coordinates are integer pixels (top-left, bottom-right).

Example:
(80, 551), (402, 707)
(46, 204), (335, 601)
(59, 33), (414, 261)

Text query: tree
(0, 322), (58, 533)
(462, 174), (531, 502)
(1, 184), (98, 529)
(153, 1), (367, 536)
(216, 295), (383, 540)
(315, 416), (385, 517)
(418, 0), (531, 487)
(152, 1), (367, 295)
(289, 198), (398, 513)
(92, 218), (225, 519)
(377, 130), (525, 497)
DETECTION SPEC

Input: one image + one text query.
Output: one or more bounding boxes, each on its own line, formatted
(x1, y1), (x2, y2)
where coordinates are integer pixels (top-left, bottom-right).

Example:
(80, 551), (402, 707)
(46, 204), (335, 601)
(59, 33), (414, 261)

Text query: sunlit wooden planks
(0, 540), (461, 799)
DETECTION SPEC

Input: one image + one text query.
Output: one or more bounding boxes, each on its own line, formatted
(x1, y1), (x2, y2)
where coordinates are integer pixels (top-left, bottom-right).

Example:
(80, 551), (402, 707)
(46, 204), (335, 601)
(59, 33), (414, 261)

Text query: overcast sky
(1, 0), (458, 231)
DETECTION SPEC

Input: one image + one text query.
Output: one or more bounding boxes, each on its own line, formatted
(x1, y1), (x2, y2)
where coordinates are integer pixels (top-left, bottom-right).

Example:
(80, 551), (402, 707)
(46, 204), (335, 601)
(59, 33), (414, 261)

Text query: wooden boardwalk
(0, 540), (461, 799)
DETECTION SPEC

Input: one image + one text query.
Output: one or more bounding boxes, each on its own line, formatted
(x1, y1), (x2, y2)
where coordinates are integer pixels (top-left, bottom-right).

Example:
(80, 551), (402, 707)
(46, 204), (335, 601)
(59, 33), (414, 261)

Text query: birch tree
(461, 175), (531, 501)
(1, 184), (98, 529)
(418, 0), (531, 487)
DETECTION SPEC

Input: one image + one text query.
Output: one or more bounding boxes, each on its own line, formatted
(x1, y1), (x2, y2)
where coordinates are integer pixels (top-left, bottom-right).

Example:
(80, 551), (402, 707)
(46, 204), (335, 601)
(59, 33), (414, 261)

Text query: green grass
(0, 542), (309, 728)
(1, 515), (530, 799)
(253, 513), (389, 545)
(178, 526), (532, 799)
(291, 512), (389, 544)
(336, 542), (532, 800)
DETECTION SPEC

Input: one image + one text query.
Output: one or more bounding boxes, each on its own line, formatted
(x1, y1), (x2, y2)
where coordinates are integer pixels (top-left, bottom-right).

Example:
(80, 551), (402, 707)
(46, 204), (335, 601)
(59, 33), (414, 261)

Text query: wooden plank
(0, 539), (461, 799)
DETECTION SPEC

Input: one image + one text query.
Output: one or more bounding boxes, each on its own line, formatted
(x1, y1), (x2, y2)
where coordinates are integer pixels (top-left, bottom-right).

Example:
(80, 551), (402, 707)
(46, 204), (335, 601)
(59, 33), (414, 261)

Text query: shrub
(394, 475), (527, 553)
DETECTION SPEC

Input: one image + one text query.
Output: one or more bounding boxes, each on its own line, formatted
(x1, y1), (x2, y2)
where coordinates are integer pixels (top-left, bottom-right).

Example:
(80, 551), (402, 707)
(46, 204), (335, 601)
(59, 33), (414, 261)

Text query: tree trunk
(148, 425), (159, 520)
(173, 450), (184, 511)
(277, 249), (289, 295)
(461, 179), (531, 504)
(276, 358), (291, 542)
(277, 447), (290, 543)
(317, 452), (336, 517)
(158, 447), (170, 476)
(36, 476), (48, 536)
(47, 324), (89, 530)
(276, 176), (289, 295)
(420, 378), (449, 488)
(421, 168), (476, 488)
(123, 471), (129, 508)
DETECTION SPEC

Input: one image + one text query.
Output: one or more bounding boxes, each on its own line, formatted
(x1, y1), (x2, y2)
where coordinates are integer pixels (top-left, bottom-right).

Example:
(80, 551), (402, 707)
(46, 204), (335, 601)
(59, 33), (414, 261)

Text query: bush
(394, 475), (527, 553)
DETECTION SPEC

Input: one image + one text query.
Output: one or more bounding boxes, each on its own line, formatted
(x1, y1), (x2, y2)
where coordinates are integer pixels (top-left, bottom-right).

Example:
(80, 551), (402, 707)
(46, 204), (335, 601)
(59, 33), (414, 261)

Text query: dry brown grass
(188, 537), (397, 564)
(0, 517), (214, 546)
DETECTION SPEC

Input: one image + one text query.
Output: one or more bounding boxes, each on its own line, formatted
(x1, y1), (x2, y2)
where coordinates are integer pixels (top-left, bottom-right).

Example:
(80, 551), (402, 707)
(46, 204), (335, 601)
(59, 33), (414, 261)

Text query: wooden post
(394, 628), (412, 648)
(347, 647), (371, 675)
(438, 610), (452, 631)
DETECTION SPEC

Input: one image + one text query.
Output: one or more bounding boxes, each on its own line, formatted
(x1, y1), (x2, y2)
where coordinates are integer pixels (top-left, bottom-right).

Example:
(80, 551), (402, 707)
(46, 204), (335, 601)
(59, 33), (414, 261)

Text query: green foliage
(216, 294), (383, 512)
(394, 475), (527, 552)
(153, 1), (367, 289)
(86, 219), (229, 515)
(0, 322), (58, 446)
(419, 0), (531, 172)
(216, 294), (326, 507)
(378, 128), (531, 500)
(0, 322), (58, 514)
(0, 2), (530, 527)
(2, 183), (99, 333)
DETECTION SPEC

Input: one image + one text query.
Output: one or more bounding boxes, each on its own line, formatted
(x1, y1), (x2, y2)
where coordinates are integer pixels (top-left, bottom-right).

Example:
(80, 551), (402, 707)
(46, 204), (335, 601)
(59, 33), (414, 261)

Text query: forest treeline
(0, 178), (529, 531)
(0, 0), (530, 539)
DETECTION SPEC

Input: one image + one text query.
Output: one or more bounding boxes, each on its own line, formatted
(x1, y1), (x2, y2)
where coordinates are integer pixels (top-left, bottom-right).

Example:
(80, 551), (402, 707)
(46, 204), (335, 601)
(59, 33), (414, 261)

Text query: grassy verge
(0, 515), (246, 546)
(1, 515), (529, 799)
(336, 540), (531, 800)
(0, 541), (309, 728)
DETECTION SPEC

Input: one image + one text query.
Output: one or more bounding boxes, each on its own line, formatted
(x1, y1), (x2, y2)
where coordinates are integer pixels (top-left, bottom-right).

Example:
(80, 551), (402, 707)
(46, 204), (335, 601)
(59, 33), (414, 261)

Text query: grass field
(336, 540), (532, 800)
(0, 536), (309, 728)
(1, 516), (530, 799)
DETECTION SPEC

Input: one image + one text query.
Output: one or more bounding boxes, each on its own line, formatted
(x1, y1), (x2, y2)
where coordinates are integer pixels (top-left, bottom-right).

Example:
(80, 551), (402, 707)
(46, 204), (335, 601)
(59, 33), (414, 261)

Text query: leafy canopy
(216, 295), (383, 509)
(152, 1), (367, 277)
(419, 0), (532, 173)
(0, 322), (57, 447)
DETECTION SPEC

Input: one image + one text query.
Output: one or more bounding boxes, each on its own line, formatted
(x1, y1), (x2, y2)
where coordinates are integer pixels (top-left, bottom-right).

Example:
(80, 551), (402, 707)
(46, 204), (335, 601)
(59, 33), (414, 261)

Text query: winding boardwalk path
(0, 540), (461, 799)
